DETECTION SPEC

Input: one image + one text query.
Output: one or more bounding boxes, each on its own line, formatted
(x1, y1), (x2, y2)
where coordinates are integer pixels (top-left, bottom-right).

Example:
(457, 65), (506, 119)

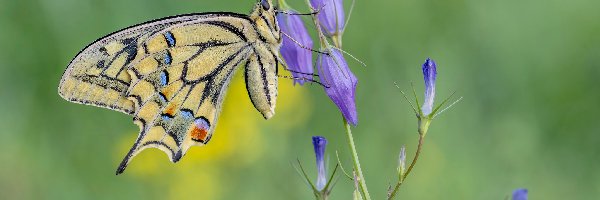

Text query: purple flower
(398, 145), (406, 175)
(277, 11), (314, 85)
(312, 136), (328, 191)
(512, 188), (528, 200)
(317, 48), (358, 125)
(421, 58), (437, 116)
(310, 0), (345, 36)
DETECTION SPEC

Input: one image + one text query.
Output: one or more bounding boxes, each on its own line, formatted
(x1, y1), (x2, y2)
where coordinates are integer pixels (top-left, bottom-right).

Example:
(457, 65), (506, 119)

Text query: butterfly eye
(261, 0), (270, 10)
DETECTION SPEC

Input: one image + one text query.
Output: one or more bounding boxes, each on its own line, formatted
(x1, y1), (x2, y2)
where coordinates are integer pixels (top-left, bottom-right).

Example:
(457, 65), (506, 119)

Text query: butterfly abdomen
(241, 1), (282, 119)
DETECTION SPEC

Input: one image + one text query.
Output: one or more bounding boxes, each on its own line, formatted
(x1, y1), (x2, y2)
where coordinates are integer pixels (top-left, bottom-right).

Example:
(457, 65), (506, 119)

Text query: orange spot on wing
(165, 105), (176, 116)
(191, 126), (208, 142)
(162, 88), (173, 98)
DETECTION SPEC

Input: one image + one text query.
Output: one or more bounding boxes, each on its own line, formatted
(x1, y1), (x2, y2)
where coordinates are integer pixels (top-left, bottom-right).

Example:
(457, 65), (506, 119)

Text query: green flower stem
(343, 117), (372, 200)
(316, 192), (328, 200)
(387, 133), (425, 200)
(332, 35), (343, 48)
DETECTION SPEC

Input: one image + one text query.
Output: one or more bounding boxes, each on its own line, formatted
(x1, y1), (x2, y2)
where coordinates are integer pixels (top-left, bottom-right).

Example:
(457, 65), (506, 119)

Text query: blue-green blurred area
(1, 0), (599, 199)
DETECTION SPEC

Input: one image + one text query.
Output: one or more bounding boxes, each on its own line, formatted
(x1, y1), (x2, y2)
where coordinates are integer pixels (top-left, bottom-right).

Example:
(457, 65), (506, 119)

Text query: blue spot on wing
(164, 31), (176, 47)
(162, 115), (172, 121)
(159, 71), (168, 86)
(180, 109), (193, 119)
(164, 51), (172, 65)
(194, 117), (211, 130)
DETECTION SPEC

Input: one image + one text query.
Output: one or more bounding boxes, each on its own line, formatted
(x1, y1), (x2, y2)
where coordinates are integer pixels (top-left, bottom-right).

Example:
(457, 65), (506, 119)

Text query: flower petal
(317, 48), (358, 125)
(277, 11), (314, 85)
(312, 136), (328, 191)
(421, 58), (437, 116)
(310, 0), (345, 36)
(512, 188), (528, 200)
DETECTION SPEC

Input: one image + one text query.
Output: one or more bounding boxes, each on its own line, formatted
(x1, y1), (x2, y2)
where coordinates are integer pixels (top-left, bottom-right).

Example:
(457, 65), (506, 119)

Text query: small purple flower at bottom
(276, 10), (314, 85)
(312, 136), (328, 191)
(421, 58), (437, 116)
(310, 0), (345, 36)
(512, 188), (528, 200)
(398, 145), (406, 175)
(317, 48), (358, 125)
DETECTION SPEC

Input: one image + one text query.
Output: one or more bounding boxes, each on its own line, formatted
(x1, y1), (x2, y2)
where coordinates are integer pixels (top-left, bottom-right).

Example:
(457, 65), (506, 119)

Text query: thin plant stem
(343, 117), (372, 200)
(404, 133), (425, 177)
(316, 192), (328, 200)
(387, 134), (425, 200)
(335, 150), (353, 179)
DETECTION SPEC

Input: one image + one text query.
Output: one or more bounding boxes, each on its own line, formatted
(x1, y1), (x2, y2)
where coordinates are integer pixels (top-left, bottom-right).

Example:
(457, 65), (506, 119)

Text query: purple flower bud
(398, 145), (406, 174)
(312, 136), (328, 191)
(317, 48), (358, 125)
(277, 11), (314, 85)
(310, 0), (345, 36)
(421, 58), (437, 116)
(512, 188), (528, 200)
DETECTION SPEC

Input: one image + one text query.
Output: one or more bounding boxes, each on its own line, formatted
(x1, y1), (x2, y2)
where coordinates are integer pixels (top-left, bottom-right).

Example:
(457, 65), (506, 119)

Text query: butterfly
(58, 0), (281, 174)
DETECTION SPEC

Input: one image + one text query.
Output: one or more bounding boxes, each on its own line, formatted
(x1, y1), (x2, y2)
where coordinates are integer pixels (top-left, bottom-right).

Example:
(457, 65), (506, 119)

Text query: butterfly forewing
(58, 15), (210, 115)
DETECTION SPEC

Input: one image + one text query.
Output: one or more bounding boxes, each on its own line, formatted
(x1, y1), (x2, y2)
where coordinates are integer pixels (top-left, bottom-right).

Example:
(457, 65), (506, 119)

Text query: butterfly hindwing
(115, 16), (260, 173)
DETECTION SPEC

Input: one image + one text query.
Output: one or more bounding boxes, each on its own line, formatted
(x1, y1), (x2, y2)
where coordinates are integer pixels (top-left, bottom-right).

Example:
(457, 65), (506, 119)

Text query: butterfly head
(251, 0), (281, 44)
(260, 0), (272, 11)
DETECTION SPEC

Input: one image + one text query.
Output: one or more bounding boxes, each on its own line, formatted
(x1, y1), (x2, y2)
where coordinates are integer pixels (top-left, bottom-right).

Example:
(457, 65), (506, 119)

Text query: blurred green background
(1, 0), (599, 199)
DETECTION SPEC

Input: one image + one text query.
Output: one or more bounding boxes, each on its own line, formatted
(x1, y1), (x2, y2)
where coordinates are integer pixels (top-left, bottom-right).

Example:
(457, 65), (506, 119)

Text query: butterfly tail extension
(116, 117), (190, 175)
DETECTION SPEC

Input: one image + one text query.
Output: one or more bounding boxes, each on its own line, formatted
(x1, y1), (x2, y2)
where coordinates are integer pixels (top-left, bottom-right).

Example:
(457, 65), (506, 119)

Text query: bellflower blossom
(312, 136), (328, 191)
(512, 188), (528, 200)
(310, 0), (345, 36)
(421, 58), (437, 116)
(317, 48), (358, 125)
(277, 10), (314, 85)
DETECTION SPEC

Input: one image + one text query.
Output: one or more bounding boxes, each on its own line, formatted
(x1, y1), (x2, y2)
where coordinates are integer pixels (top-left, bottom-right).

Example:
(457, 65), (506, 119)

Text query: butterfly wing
(58, 14), (215, 115)
(58, 13), (258, 174)
(119, 26), (256, 175)
(119, 14), (261, 174)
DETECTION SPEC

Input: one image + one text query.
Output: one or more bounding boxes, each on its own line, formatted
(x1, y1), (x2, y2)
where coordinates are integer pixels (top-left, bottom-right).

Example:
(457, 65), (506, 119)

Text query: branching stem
(387, 134), (425, 200)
